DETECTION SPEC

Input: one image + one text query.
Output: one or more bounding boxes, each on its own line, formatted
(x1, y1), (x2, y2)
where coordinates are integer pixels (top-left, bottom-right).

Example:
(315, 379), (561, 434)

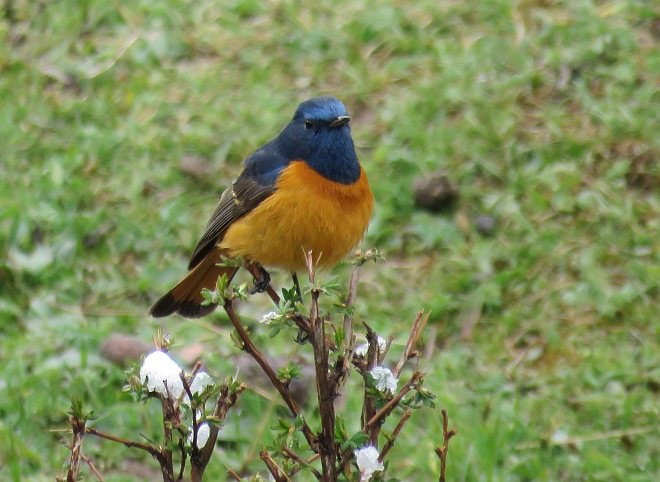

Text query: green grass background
(0, 0), (658, 480)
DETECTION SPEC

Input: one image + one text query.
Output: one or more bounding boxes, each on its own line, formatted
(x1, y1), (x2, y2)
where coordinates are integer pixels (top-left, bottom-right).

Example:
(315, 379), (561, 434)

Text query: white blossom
(139, 351), (184, 400)
(188, 422), (211, 449)
(355, 336), (387, 357)
(370, 366), (398, 394)
(190, 372), (214, 396)
(259, 311), (280, 324)
(355, 445), (384, 481)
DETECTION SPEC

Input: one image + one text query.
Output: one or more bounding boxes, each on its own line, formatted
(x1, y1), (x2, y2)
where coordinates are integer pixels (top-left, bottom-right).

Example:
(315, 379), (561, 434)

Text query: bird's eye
(304, 119), (315, 130)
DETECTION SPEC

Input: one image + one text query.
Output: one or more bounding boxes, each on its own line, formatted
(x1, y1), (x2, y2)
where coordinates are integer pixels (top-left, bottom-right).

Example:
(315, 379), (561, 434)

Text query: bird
(150, 96), (374, 318)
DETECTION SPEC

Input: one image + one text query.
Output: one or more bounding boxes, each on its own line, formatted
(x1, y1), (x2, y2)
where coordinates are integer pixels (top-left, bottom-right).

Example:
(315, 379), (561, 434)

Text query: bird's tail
(149, 249), (238, 318)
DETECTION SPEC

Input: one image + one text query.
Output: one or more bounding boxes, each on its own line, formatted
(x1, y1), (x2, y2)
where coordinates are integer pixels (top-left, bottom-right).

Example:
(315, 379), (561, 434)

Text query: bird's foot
(291, 272), (303, 301)
(249, 265), (271, 294)
(294, 327), (310, 344)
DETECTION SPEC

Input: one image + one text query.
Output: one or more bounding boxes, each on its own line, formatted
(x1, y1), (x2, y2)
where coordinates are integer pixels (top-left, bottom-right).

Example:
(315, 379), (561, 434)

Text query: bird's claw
(294, 328), (310, 345)
(249, 266), (271, 294)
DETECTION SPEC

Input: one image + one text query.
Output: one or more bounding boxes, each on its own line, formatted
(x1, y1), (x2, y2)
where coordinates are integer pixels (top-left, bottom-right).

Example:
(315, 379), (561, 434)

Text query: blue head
(275, 96), (361, 184)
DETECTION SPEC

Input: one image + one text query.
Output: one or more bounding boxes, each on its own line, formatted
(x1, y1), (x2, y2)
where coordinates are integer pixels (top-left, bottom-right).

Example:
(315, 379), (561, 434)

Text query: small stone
(101, 334), (152, 366)
(412, 171), (459, 212)
(474, 214), (497, 236)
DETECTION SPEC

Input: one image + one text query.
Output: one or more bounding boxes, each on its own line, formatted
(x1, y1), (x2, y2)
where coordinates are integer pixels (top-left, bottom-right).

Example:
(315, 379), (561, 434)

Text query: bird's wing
(187, 147), (290, 270)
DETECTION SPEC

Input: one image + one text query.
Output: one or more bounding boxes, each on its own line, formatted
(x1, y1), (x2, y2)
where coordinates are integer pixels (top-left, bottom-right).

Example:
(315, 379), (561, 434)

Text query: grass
(0, 0), (658, 480)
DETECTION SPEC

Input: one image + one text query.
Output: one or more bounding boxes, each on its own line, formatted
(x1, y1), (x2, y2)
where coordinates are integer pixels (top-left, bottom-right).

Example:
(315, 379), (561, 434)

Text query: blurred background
(0, 0), (657, 480)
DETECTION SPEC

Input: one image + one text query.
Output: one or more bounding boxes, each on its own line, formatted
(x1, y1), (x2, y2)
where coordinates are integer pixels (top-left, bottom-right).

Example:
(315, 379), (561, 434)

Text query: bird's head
(277, 96), (360, 184)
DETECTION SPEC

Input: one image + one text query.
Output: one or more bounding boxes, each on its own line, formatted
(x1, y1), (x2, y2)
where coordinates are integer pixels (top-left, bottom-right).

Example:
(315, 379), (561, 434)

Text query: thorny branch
(190, 381), (245, 482)
(60, 434), (105, 482)
(222, 297), (317, 450)
(434, 409), (457, 482)
(364, 371), (424, 433)
(64, 413), (86, 482)
(227, 467), (242, 481)
(393, 310), (430, 377)
(159, 397), (175, 480)
(64, 247), (452, 481)
(80, 452), (105, 481)
(378, 409), (412, 461)
(282, 446), (323, 480)
(260, 450), (291, 482)
(67, 369), (243, 482)
(84, 426), (170, 477)
(305, 250), (338, 482)
(289, 454), (322, 478)
(360, 322), (380, 444)
(337, 265), (361, 381)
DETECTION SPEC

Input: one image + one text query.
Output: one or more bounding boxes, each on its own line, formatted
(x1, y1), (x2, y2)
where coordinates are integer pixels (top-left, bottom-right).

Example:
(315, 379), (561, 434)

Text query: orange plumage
(221, 161), (373, 271)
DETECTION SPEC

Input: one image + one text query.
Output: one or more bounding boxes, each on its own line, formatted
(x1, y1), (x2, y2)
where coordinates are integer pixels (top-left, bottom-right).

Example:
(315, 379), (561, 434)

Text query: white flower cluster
(139, 351), (216, 450)
(189, 371), (214, 395)
(259, 311), (281, 324)
(370, 366), (398, 394)
(139, 350), (214, 401)
(188, 422), (211, 449)
(139, 351), (185, 399)
(354, 336), (387, 357)
(355, 445), (384, 481)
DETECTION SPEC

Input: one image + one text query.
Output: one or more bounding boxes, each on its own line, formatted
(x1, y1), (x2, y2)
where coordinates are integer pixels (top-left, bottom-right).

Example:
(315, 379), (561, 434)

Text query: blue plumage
(243, 96), (360, 186)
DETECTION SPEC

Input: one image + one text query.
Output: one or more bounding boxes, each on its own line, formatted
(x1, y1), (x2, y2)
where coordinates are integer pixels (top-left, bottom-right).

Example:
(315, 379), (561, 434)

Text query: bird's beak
(329, 115), (351, 129)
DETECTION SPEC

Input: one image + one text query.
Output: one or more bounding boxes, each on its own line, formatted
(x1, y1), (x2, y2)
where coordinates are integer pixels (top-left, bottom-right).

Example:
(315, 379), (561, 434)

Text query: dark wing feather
(186, 142), (292, 270)
(187, 175), (275, 269)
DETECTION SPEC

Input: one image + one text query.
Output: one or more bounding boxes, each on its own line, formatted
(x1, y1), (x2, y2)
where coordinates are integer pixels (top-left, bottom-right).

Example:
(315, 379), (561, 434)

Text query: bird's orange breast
(220, 161), (373, 271)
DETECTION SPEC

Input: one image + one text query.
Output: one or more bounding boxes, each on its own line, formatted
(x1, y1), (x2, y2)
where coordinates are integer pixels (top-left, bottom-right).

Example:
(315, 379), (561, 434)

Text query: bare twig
(363, 323), (380, 373)
(364, 371), (423, 433)
(181, 372), (199, 454)
(378, 409), (412, 461)
(393, 310), (430, 377)
(85, 427), (169, 475)
(360, 322), (379, 442)
(305, 250), (337, 481)
(60, 438), (105, 482)
(159, 398), (176, 480)
(191, 382), (245, 481)
(290, 454), (321, 477)
(337, 372), (423, 475)
(328, 264), (361, 393)
(379, 336), (394, 364)
(223, 298), (317, 450)
(226, 466), (242, 481)
(260, 450), (291, 482)
(434, 409), (457, 482)
(282, 446), (323, 480)
(65, 414), (86, 482)
(177, 437), (187, 482)
(80, 452), (105, 481)
(342, 266), (360, 349)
